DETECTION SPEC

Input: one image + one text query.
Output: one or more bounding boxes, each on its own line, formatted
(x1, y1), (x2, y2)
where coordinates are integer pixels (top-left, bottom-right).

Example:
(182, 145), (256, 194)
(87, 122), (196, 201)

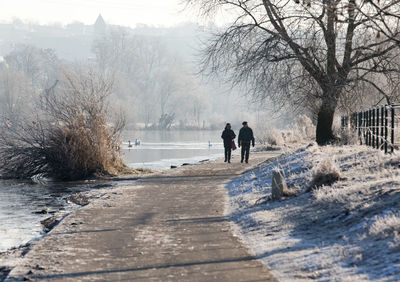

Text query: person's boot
(241, 159), (243, 163)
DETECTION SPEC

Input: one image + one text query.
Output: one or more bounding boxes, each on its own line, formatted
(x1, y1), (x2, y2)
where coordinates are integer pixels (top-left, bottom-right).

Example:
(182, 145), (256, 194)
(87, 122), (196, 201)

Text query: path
(6, 151), (279, 281)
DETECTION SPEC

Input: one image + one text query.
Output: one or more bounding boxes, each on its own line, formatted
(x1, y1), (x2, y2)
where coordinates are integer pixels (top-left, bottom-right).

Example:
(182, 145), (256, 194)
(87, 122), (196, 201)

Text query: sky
(0, 0), (198, 27)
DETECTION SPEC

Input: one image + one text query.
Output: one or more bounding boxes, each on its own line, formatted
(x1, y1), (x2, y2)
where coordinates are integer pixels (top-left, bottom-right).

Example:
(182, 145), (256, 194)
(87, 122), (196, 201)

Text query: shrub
(369, 212), (400, 239)
(256, 114), (315, 146)
(266, 129), (284, 146)
(337, 128), (359, 145)
(309, 158), (341, 190)
(0, 68), (128, 180)
(296, 114), (315, 139)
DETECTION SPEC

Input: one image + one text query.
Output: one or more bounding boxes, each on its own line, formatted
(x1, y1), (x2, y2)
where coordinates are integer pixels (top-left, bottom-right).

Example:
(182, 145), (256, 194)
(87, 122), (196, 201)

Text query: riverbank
(0, 171), (155, 281)
(4, 151), (280, 281)
(226, 143), (400, 280)
(0, 151), (218, 276)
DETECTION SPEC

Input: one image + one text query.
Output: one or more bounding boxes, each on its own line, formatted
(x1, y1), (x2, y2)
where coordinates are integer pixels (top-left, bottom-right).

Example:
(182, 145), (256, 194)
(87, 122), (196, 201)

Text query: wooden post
(358, 112), (362, 144)
(351, 113), (354, 129)
(385, 106), (388, 153)
(355, 113), (358, 130)
(372, 108), (375, 148)
(391, 106), (395, 153)
(376, 107), (380, 149)
(366, 110), (368, 146)
(381, 105), (384, 150)
(368, 109), (372, 147)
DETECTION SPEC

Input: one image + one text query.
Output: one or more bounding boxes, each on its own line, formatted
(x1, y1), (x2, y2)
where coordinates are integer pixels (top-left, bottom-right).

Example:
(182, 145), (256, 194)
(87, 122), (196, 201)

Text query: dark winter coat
(238, 127), (255, 146)
(221, 129), (236, 148)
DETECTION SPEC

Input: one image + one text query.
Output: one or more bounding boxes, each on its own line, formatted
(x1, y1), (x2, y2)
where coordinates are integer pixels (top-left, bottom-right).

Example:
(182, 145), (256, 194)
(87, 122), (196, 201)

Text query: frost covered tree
(186, 0), (400, 144)
(5, 44), (59, 88)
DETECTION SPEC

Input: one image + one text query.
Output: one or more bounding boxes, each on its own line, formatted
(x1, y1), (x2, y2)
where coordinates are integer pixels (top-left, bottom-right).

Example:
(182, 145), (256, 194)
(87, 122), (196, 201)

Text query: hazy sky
(0, 0), (197, 27)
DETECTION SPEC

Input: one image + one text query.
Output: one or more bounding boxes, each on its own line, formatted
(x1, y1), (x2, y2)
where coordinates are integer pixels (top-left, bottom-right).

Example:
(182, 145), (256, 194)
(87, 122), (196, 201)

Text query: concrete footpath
(6, 151), (280, 281)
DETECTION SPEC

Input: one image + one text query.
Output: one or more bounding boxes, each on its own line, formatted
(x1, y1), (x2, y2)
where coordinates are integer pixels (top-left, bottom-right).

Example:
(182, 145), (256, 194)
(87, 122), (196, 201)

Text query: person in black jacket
(238, 121), (255, 163)
(221, 123), (236, 163)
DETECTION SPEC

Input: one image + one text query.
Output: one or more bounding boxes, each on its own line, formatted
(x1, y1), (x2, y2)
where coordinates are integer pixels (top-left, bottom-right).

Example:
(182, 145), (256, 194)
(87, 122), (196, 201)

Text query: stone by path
(6, 151), (280, 281)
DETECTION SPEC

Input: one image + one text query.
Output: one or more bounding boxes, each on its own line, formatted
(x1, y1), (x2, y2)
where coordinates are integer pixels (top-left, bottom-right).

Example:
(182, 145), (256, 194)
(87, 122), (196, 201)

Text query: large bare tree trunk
(316, 95), (337, 145)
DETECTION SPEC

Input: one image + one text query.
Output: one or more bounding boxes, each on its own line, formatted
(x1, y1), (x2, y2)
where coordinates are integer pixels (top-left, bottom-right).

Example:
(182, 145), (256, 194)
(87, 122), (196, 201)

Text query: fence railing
(341, 105), (400, 153)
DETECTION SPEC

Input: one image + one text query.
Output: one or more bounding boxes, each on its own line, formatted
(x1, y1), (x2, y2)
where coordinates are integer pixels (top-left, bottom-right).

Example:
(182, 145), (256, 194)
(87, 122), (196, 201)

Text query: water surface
(0, 181), (116, 252)
(122, 130), (224, 169)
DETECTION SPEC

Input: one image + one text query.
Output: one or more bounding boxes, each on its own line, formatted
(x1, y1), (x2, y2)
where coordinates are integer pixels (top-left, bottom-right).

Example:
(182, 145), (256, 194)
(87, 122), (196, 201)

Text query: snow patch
(225, 145), (400, 281)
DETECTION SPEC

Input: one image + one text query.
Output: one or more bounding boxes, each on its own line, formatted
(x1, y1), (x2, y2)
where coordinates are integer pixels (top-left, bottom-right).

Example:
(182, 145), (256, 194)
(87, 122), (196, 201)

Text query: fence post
(391, 106), (395, 153)
(372, 108), (375, 148)
(366, 110), (368, 146)
(385, 106), (388, 153)
(355, 113), (358, 131)
(369, 109), (372, 147)
(381, 106), (384, 150)
(376, 107), (380, 149)
(358, 112), (363, 145)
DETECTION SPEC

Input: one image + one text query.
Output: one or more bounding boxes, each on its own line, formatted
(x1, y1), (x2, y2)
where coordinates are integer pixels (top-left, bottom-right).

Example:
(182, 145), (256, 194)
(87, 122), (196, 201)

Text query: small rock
(181, 163), (191, 166)
(306, 142), (317, 148)
(271, 170), (287, 200)
(0, 266), (11, 281)
(255, 195), (271, 205)
(92, 183), (113, 189)
(33, 209), (48, 214)
(170, 165), (177, 169)
(66, 193), (89, 206)
(40, 216), (59, 231)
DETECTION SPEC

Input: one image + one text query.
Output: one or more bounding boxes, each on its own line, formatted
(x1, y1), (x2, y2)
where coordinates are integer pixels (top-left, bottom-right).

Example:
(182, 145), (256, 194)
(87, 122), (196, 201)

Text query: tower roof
(94, 14), (106, 27)
(94, 14), (106, 35)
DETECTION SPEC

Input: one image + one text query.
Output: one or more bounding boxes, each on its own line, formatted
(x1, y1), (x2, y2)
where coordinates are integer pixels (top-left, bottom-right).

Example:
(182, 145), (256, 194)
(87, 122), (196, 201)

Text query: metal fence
(340, 105), (400, 153)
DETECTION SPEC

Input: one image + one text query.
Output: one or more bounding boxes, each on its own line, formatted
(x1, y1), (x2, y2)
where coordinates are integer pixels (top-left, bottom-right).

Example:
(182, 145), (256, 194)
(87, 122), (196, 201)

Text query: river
(0, 130), (224, 253)
(122, 130), (224, 169)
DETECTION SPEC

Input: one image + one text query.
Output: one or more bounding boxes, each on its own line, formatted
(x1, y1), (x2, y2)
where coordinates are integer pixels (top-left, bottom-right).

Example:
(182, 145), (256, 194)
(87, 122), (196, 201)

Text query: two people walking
(221, 121), (255, 163)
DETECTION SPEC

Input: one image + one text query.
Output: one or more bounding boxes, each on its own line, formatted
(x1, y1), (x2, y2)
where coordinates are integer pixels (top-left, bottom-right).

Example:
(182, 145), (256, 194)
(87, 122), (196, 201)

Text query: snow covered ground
(225, 144), (400, 281)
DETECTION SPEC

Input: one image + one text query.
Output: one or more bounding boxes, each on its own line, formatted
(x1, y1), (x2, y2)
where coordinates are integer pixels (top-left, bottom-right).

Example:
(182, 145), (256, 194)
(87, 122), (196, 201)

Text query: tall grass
(0, 68), (128, 180)
(256, 114), (316, 146)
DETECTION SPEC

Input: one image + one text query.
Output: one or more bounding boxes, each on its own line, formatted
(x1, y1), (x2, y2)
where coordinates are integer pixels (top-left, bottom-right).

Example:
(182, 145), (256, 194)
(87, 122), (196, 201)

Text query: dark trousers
(224, 147), (232, 162)
(241, 142), (250, 162)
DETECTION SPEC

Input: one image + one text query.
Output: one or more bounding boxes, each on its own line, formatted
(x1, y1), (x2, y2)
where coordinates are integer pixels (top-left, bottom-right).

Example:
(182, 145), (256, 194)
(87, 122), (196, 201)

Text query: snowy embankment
(225, 144), (400, 281)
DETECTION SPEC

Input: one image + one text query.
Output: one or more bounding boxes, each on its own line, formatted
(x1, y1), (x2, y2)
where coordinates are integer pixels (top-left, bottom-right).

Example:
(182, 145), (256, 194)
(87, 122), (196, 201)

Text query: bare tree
(186, 0), (400, 144)
(5, 44), (60, 88)
(93, 29), (173, 127)
(0, 68), (36, 122)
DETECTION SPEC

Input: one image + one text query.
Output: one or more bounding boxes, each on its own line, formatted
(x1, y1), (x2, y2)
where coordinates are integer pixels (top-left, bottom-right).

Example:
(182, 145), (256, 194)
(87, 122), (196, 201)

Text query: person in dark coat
(238, 121), (255, 163)
(221, 123), (236, 163)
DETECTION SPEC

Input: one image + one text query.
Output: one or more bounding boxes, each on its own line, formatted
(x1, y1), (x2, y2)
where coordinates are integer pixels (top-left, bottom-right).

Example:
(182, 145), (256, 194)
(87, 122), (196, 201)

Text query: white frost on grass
(225, 145), (400, 281)
(370, 212), (400, 239)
